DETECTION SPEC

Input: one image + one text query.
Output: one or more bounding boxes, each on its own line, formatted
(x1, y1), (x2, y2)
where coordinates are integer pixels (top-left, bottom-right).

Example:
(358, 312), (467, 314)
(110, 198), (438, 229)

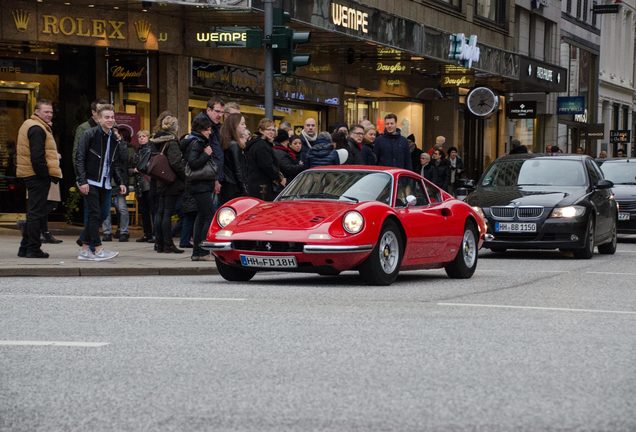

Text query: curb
(0, 266), (219, 277)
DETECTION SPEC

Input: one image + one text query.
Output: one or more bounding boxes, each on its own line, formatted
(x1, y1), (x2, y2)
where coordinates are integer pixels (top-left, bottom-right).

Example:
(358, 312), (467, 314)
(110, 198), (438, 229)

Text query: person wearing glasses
(192, 96), (225, 208)
(245, 118), (286, 201)
(344, 124), (365, 165)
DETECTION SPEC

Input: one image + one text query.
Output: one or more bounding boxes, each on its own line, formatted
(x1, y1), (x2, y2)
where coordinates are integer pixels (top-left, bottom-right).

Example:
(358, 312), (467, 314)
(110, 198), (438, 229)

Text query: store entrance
(0, 82), (38, 219)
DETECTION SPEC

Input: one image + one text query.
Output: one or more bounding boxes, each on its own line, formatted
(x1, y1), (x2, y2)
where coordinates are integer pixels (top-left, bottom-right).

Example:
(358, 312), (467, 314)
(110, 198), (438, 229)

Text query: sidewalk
(0, 222), (217, 277)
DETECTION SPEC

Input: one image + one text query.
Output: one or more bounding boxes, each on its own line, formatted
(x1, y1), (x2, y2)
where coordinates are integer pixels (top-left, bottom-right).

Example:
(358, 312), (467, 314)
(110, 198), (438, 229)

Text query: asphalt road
(2, 239), (636, 431)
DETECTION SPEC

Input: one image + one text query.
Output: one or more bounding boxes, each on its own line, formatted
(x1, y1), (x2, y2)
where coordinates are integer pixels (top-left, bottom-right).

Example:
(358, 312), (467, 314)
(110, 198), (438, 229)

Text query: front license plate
(240, 255), (298, 268)
(618, 212), (631, 221)
(495, 222), (537, 232)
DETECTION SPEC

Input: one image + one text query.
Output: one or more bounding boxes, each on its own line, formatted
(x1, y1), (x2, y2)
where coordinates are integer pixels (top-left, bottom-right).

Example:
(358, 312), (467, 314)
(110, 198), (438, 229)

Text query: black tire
(490, 247), (507, 253)
(445, 221), (479, 279)
(359, 220), (403, 286)
(215, 257), (256, 282)
(598, 221), (617, 255)
(573, 216), (595, 259)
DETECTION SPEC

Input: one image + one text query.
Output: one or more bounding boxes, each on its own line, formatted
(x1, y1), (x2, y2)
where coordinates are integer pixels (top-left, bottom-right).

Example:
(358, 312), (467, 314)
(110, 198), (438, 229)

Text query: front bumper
(483, 217), (588, 250)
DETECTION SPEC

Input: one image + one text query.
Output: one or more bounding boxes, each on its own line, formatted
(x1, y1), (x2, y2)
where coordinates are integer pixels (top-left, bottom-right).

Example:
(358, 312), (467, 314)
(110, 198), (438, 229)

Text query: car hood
(611, 184), (636, 200)
(233, 200), (355, 230)
(466, 186), (587, 208)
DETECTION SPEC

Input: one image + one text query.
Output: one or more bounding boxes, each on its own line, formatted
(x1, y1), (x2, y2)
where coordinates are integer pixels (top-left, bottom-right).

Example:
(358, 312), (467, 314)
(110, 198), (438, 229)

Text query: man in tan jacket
(16, 99), (62, 258)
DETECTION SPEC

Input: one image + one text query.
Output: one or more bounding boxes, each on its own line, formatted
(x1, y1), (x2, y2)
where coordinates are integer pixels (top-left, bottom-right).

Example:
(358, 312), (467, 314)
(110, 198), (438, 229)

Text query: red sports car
(203, 166), (486, 285)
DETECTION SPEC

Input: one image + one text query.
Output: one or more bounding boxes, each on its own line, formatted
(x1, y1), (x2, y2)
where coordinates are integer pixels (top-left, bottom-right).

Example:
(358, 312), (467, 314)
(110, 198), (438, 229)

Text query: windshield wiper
(341, 195), (359, 203)
(277, 194), (298, 201)
(517, 183), (553, 186)
(298, 192), (342, 200)
(612, 182), (636, 185)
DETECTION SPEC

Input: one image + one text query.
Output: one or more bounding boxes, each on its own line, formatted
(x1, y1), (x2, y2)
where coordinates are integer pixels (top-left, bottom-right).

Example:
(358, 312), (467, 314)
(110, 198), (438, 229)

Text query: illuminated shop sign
(107, 56), (149, 89)
(441, 64), (475, 87)
(448, 33), (480, 68)
(519, 57), (566, 93)
(331, 2), (369, 34)
(506, 101), (537, 118)
(610, 130), (631, 143)
(557, 96), (585, 115)
(194, 28), (250, 47)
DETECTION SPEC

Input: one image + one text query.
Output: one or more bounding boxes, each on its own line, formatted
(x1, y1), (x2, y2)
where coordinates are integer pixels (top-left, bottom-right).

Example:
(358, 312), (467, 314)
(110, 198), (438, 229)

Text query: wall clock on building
(466, 86), (499, 117)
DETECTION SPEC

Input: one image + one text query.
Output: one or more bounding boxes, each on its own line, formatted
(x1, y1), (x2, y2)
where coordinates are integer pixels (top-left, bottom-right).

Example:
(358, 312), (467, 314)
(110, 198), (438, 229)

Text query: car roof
(496, 153), (592, 162)
(595, 157), (634, 164)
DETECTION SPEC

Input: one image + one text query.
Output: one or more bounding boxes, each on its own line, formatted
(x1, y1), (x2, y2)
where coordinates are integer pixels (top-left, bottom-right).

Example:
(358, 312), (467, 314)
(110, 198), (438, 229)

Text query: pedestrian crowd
(16, 99), (466, 261)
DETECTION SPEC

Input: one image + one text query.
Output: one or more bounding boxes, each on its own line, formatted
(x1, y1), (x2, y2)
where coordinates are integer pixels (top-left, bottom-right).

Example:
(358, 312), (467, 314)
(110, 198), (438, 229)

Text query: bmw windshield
(278, 170), (393, 204)
(481, 159), (587, 188)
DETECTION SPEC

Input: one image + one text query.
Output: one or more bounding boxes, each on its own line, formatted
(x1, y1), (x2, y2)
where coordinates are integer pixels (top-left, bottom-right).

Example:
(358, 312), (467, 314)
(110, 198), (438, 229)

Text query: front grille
(490, 206), (544, 220)
(517, 207), (544, 218)
(491, 207), (515, 219)
(232, 240), (304, 252)
(617, 200), (636, 212)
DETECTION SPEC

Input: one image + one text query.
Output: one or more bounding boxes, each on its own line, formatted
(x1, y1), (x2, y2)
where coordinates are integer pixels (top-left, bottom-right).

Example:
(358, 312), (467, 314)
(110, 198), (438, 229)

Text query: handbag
(185, 158), (217, 182)
(147, 143), (176, 183)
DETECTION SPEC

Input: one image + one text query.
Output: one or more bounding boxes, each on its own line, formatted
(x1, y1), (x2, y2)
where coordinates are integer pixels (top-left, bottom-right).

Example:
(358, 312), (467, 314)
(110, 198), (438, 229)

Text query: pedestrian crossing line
(438, 302), (636, 315)
(0, 294), (247, 302)
(0, 340), (109, 347)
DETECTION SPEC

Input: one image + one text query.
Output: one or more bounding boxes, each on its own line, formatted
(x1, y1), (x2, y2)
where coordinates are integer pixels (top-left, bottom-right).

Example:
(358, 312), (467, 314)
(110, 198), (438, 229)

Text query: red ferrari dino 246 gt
(203, 166), (486, 285)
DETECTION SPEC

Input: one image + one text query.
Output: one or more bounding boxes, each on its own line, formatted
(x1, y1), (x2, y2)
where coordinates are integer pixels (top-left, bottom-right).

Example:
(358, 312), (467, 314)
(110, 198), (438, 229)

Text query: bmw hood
(466, 186), (587, 208)
(233, 201), (355, 230)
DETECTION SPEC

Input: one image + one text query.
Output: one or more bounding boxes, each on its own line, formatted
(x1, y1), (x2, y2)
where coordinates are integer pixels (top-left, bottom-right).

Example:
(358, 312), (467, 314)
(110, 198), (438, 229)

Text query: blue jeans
(102, 193), (129, 234)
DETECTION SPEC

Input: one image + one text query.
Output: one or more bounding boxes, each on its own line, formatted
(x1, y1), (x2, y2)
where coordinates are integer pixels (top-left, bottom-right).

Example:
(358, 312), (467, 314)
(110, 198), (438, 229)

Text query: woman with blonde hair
(219, 113), (249, 203)
(150, 114), (185, 253)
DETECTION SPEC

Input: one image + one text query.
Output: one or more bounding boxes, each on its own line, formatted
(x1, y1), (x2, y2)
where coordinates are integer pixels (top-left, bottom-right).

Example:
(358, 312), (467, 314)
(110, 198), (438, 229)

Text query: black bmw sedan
(596, 157), (636, 234)
(465, 154), (618, 258)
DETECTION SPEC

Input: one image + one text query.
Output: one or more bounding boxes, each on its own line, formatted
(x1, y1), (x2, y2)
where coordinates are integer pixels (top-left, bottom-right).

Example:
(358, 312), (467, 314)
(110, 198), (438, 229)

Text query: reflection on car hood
(466, 186), (586, 208)
(234, 200), (353, 230)
(611, 185), (636, 200)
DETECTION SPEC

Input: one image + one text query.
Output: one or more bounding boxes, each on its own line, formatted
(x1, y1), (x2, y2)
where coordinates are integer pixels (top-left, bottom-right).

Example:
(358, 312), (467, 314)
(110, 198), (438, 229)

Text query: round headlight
(217, 207), (236, 228)
(343, 211), (364, 234)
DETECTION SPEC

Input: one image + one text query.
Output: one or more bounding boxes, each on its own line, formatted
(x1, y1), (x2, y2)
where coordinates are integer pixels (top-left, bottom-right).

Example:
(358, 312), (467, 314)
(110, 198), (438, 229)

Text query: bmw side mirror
(595, 179), (614, 190)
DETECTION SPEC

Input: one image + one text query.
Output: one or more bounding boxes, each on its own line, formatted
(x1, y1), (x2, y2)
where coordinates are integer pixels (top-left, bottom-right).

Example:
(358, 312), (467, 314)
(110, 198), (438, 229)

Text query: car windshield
(278, 170), (393, 204)
(598, 162), (636, 184)
(481, 159), (587, 187)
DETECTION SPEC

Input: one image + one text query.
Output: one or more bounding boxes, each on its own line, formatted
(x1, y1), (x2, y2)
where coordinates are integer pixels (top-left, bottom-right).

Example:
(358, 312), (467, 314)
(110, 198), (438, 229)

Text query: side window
(424, 180), (442, 204)
(395, 176), (429, 207)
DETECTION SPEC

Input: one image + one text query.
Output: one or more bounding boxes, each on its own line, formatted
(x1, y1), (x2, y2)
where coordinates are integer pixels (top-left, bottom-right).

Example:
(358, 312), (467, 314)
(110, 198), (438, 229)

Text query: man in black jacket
(74, 104), (125, 261)
(192, 96), (225, 208)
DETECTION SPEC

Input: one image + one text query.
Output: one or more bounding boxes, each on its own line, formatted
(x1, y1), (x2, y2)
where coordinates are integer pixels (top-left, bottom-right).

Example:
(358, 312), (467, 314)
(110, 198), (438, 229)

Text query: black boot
(41, 232), (63, 244)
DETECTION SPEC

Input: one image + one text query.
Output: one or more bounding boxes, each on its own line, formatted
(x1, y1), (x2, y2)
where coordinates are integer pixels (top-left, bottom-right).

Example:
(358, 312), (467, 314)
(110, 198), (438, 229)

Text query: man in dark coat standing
(192, 96), (225, 206)
(373, 113), (412, 170)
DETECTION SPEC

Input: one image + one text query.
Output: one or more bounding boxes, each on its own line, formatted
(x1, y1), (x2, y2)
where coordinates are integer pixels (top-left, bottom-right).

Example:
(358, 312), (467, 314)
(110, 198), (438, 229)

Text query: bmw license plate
(240, 255), (297, 268)
(618, 212), (631, 221)
(495, 222), (537, 232)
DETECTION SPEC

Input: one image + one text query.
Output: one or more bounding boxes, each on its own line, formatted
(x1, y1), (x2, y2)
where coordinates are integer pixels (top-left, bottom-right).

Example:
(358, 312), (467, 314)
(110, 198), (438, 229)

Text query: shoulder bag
(185, 156), (217, 182)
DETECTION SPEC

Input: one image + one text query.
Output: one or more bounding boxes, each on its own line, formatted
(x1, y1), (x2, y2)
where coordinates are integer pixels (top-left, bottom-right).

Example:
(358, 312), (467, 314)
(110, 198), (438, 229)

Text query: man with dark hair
(345, 124), (364, 164)
(192, 97), (224, 204)
(72, 98), (108, 164)
(373, 113), (412, 169)
(75, 104), (125, 261)
(16, 99), (62, 258)
(509, 138), (528, 154)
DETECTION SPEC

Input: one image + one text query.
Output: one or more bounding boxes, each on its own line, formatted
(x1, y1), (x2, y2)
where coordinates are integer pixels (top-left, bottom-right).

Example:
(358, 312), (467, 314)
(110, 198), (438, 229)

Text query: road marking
(0, 340), (109, 347)
(586, 271), (636, 276)
(438, 302), (636, 315)
(0, 295), (247, 302)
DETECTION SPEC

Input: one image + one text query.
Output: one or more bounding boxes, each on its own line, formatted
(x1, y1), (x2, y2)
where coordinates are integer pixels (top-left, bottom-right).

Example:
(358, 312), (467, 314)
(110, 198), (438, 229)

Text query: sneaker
(119, 233), (129, 242)
(77, 249), (94, 260)
(102, 234), (113, 242)
(91, 249), (119, 261)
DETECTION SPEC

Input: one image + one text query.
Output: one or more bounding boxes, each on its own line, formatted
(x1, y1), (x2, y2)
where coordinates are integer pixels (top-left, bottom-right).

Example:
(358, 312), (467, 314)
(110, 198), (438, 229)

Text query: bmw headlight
(217, 207), (236, 228)
(550, 206), (585, 218)
(343, 211), (364, 234)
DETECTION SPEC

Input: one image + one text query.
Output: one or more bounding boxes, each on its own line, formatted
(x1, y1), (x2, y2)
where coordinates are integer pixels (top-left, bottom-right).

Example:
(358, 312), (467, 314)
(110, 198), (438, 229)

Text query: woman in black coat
(150, 114), (185, 253)
(273, 131), (305, 182)
(245, 118), (285, 201)
(184, 115), (216, 261)
(220, 113), (249, 203)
